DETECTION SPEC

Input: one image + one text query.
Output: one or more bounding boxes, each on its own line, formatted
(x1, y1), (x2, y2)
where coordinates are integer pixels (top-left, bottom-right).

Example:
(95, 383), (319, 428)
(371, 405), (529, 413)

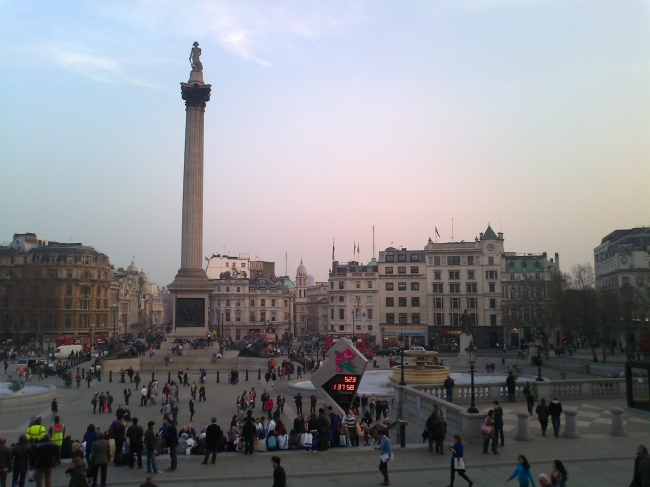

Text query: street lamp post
(398, 333), (406, 386)
(535, 334), (544, 382)
(465, 337), (479, 413)
(221, 312), (224, 341)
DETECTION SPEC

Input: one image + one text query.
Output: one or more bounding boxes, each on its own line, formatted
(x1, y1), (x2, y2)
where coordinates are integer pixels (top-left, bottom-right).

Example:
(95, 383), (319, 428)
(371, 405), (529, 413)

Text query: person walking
(535, 399), (550, 436)
(50, 399), (58, 422)
(493, 400), (505, 447)
(293, 393), (303, 415)
(444, 375), (455, 403)
(631, 444), (650, 487)
(310, 393), (317, 414)
(47, 416), (65, 466)
(189, 399), (195, 422)
(448, 434), (472, 487)
(140, 386), (148, 407)
(242, 410), (256, 456)
(165, 419), (178, 472)
(202, 417), (222, 465)
(506, 372), (516, 403)
(124, 386), (131, 406)
(198, 384), (206, 402)
(345, 410), (359, 447)
(0, 437), (12, 487)
(32, 435), (58, 487)
(125, 418), (144, 469)
(271, 456), (286, 487)
(482, 410), (498, 455)
(374, 429), (392, 486)
(548, 396), (563, 438)
(11, 435), (30, 487)
(190, 382), (197, 400)
(431, 412), (447, 455)
(550, 460), (568, 487)
(506, 454), (535, 487)
(90, 432), (111, 487)
(523, 382), (535, 415)
(144, 421), (161, 474)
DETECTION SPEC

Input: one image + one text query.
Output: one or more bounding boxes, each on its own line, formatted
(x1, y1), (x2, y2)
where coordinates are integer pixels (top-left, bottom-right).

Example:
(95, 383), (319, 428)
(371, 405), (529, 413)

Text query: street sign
(310, 337), (368, 415)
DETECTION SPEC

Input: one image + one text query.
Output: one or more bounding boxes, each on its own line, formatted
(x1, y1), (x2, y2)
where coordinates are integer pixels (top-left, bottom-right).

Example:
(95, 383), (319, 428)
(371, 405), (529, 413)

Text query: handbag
(355, 422), (361, 435)
(301, 432), (313, 448)
(454, 457), (465, 470)
(480, 423), (493, 435)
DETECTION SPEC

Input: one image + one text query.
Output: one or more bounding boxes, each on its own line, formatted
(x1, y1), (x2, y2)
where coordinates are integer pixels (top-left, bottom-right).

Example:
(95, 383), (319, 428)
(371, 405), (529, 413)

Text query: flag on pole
(353, 241), (356, 256)
(435, 227), (440, 237)
(332, 240), (335, 260)
(357, 242), (360, 254)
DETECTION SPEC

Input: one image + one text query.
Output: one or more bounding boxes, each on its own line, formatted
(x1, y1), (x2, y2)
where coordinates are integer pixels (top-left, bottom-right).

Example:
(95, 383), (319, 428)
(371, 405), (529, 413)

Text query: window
(412, 313), (421, 324)
(261, 299), (266, 307)
(386, 297), (394, 307)
(486, 270), (498, 279)
(226, 287), (230, 292)
(339, 281), (344, 290)
(235, 312), (241, 322)
(451, 297), (461, 309)
(467, 297), (477, 309)
(411, 297), (420, 307)
(385, 254), (394, 262)
(331, 309), (334, 319)
(523, 309), (530, 321)
(386, 313), (395, 324)
(339, 296), (344, 302)
(490, 314), (497, 326)
(447, 256), (460, 265)
(330, 282), (334, 289)
(81, 286), (90, 295)
(367, 309), (373, 319)
(432, 284), (444, 293)
(367, 281), (373, 289)
(434, 271), (441, 280)
(434, 256), (441, 266)
(490, 299), (496, 309)
(48, 270), (57, 279)
(535, 288), (542, 299)
(96, 299), (101, 310)
(489, 283), (496, 293)
(398, 297), (407, 307)
(339, 325), (345, 331)
(225, 312), (231, 321)
(450, 313), (461, 326)
(434, 313), (444, 326)
(67, 270), (73, 279)
(449, 271), (460, 280)
(510, 273), (515, 280)
(367, 296), (373, 303)
(271, 312), (276, 322)
(510, 288), (516, 299)
(250, 313), (255, 322)
(368, 325), (373, 331)
(236, 300), (241, 307)
(356, 325), (361, 331)
(339, 309), (345, 320)
(398, 266), (406, 274)
(434, 297), (444, 309)
(466, 283), (477, 293)
(398, 254), (407, 262)
(411, 254), (419, 262)
(410, 266), (419, 274)
(398, 282), (406, 291)
(66, 285), (72, 296)
(449, 283), (461, 293)
(250, 299), (255, 306)
(523, 289), (529, 299)
(225, 299), (230, 307)
(385, 267), (394, 274)
(271, 299), (276, 307)
(241, 263), (246, 268)
(399, 313), (408, 324)
(356, 281), (361, 289)
(535, 273), (540, 280)
(467, 270), (475, 280)
(385, 282), (394, 291)
(284, 300), (288, 306)
(467, 256), (474, 265)
(411, 282), (419, 291)
(65, 300), (72, 310)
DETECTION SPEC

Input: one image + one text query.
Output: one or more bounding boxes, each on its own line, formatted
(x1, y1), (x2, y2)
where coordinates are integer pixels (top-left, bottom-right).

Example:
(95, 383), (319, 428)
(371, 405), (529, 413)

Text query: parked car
(409, 346), (426, 352)
(374, 347), (396, 357)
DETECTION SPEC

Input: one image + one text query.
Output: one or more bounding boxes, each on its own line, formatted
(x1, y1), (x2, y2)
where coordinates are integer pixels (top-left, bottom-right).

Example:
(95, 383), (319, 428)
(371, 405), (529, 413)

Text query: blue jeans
(551, 416), (561, 436)
(146, 448), (157, 472)
(170, 447), (177, 470)
(446, 389), (453, 403)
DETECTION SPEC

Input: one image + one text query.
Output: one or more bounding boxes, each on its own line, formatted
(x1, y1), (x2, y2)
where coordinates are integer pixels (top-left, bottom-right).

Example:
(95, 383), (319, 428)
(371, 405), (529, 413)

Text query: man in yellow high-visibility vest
(48, 416), (65, 466)
(25, 417), (46, 442)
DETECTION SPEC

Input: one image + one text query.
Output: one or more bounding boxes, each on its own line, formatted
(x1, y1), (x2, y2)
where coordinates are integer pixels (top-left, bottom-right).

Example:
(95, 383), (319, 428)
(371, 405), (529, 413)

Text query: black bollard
(152, 372), (155, 381)
(258, 369), (261, 380)
(216, 371), (220, 383)
(81, 368), (85, 377)
(246, 370), (249, 382)
(168, 372), (171, 384)
(109, 371), (113, 382)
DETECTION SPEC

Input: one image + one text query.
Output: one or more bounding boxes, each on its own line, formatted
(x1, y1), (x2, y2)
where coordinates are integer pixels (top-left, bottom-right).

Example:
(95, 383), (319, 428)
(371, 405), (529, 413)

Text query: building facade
(306, 282), (329, 336)
(209, 277), (292, 341)
(594, 227), (650, 291)
(206, 253), (251, 280)
(0, 233), (112, 349)
(327, 259), (380, 344)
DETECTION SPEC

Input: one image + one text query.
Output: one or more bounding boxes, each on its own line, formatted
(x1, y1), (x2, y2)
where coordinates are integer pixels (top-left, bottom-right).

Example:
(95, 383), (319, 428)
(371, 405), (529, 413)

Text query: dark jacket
(0, 444), (12, 471)
(631, 451), (650, 487)
(443, 378), (454, 390)
(31, 441), (58, 469)
(431, 418), (447, 439)
(12, 442), (31, 471)
(535, 403), (550, 422)
(144, 428), (157, 452)
(68, 466), (87, 487)
(126, 424), (144, 449)
(166, 425), (178, 449)
(273, 465), (287, 487)
(493, 407), (504, 427)
(204, 424), (222, 450)
(506, 375), (516, 392)
(316, 413), (331, 433)
(549, 400), (563, 417)
(90, 439), (111, 465)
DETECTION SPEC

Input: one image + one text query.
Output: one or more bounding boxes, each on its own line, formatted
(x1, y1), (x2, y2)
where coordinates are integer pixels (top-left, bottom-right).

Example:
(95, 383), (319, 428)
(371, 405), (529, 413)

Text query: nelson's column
(168, 42), (213, 336)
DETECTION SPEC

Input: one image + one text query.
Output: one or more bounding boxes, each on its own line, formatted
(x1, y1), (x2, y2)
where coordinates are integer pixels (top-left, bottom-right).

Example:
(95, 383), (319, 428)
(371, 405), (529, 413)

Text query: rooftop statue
(189, 42), (203, 72)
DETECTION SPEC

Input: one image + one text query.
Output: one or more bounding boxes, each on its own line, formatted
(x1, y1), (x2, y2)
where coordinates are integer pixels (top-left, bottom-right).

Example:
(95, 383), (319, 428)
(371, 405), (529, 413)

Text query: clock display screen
(322, 374), (361, 412)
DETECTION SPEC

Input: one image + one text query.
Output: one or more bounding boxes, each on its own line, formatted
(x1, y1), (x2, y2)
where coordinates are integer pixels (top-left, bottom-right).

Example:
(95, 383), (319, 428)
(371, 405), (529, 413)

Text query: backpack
(266, 435), (277, 451)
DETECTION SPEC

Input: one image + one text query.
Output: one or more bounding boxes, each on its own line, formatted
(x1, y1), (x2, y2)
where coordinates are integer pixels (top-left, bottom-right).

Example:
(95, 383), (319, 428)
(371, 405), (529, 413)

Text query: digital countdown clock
(310, 338), (368, 415)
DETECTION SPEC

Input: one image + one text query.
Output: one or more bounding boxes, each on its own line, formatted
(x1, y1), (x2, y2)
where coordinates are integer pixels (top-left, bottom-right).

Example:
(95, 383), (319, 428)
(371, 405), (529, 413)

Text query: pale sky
(1, 1), (649, 286)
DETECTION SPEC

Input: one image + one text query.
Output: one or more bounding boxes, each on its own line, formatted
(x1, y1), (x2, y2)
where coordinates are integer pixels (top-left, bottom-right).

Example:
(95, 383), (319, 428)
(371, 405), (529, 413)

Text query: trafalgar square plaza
(1, 4), (650, 487)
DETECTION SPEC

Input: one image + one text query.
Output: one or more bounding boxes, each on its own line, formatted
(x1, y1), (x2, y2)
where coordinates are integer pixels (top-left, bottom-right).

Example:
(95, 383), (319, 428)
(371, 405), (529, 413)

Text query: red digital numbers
(331, 375), (358, 392)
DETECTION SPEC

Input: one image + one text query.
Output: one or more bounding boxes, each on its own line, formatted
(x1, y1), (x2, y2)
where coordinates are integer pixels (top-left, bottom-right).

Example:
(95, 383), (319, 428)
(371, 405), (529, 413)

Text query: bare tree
(561, 264), (600, 362)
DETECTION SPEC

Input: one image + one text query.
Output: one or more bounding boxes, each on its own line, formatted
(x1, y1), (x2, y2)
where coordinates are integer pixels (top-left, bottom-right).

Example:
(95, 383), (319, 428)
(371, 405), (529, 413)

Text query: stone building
(424, 225), (505, 350)
(306, 282), (329, 337)
(0, 233), (112, 349)
(377, 249), (427, 347)
(209, 277), (292, 341)
(594, 227), (650, 291)
(295, 259), (308, 337)
(327, 259), (380, 345)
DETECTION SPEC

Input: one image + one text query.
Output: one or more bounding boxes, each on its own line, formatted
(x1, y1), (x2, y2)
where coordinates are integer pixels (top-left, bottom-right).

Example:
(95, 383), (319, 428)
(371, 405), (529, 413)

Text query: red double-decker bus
(324, 333), (371, 351)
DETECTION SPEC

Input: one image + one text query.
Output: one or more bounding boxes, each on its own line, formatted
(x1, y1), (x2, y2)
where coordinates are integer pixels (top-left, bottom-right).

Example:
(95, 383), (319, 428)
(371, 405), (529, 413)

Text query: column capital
(181, 82), (211, 108)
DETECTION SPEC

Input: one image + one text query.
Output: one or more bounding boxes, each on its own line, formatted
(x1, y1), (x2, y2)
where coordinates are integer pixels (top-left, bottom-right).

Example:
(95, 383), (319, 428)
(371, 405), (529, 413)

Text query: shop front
(380, 326), (427, 348)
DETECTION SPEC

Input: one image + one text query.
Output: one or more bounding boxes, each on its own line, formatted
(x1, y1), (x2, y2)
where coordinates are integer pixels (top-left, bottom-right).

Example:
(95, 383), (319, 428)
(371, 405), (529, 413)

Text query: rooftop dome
(127, 258), (137, 272)
(296, 258), (307, 277)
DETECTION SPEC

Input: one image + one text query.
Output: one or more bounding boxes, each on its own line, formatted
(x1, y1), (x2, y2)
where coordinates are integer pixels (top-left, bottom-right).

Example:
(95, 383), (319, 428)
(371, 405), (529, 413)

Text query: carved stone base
(168, 267), (213, 336)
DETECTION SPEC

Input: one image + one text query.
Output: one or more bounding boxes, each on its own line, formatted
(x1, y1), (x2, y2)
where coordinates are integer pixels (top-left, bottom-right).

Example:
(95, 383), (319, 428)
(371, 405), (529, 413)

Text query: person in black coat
(271, 456), (286, 487)
(505, 372), (516, 402)
(164, 420), (178, 471)
(493, 400), (504, 447)
(202, 417), (222, 465)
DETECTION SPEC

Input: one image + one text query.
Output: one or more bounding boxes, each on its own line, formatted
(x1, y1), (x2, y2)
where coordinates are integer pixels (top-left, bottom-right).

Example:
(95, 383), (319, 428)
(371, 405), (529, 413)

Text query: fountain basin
(0, 383), (56, 410)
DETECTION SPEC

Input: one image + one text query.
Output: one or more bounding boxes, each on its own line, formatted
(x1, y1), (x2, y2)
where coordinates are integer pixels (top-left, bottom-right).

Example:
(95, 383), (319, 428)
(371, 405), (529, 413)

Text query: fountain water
(389, 350), (449, 385)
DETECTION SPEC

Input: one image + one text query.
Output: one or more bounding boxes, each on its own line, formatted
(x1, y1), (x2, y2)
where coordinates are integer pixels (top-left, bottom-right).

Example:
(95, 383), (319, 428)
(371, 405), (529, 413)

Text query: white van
(54, 344), (84, 359)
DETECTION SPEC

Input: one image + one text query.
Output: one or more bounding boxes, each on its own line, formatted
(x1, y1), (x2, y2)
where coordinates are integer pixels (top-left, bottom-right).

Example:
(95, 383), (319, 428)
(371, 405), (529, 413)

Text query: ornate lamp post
(398, 333), (407, 386)
(220, 312), (224, 341)
(535, 334), (544, 382)
(465, 338), (479, 413)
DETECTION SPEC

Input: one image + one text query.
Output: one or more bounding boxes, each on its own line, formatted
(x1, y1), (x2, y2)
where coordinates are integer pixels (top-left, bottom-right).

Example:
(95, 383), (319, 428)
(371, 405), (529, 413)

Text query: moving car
(374, 347), (396, 357)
